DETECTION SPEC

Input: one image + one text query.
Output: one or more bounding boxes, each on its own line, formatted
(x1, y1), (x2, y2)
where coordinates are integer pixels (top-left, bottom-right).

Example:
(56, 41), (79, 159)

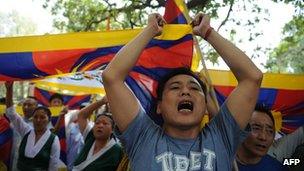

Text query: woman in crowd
(5, 82), (60, 171)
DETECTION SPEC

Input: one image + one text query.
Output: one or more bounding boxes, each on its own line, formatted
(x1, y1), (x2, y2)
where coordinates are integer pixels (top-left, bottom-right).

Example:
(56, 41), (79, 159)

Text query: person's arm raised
(102, 13), (165, 132)
(78, 97), (108, 134)
(5, 81), (13, 108)
(192, 13), (263, 129)
(5, 81), (32, 136)
(52, 106), (68, 134)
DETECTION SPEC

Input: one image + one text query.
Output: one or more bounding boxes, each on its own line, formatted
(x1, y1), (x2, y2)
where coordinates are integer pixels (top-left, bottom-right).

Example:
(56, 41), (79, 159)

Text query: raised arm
(5, 81), (13, 108)
(102, 14), (165, 132)
(53, 106), (68, 133)
(5, 82), (31, 136)
(78, 97), (108, 133)
(192, 13), (263, 129)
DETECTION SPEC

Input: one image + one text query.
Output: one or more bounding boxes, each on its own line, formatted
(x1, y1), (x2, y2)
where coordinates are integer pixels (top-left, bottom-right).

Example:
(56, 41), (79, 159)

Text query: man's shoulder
(261, 155), (286, 169)
(263, 155), (281, 163)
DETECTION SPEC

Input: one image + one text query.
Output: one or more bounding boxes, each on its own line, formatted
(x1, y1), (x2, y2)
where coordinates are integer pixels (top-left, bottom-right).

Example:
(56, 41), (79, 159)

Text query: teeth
(178, 100), (193, 112)
(179, 109), (192, 112)
(257, 145), (266, 148)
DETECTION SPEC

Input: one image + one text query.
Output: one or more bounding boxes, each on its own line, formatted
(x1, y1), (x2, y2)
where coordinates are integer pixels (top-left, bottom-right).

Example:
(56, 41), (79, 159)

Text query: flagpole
(178, 0), (220, 111)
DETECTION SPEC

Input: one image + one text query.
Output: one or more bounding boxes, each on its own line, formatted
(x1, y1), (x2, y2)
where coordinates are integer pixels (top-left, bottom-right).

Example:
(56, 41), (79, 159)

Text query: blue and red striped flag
(208, 70), (304, 134)
(0, 3), (194, 168)
(0, 1), (195, 124)
(33, 87), (91, 109)
(164, 0), (189, 24)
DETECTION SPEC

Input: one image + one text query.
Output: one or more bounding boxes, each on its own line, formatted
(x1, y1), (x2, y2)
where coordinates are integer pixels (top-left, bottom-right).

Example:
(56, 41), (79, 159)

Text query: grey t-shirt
(268, 126), (304, 162)
(116, 103), (245, 171)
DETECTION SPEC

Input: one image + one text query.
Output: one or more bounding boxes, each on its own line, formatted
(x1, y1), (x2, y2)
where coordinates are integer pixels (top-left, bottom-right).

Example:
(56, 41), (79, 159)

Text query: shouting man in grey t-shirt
(103, 12), (263, 171)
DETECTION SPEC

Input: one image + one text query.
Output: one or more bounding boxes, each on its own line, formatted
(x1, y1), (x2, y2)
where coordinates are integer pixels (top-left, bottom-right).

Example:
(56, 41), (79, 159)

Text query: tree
(0, 10), (37, 37)
(0, 11), (37, 100)
(265, 15), (304, 73)
(43, 0), (303, 64)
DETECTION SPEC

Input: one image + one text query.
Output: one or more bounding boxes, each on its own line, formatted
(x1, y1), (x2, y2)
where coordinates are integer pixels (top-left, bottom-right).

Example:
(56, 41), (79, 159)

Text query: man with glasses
(235, 106), (288, 171)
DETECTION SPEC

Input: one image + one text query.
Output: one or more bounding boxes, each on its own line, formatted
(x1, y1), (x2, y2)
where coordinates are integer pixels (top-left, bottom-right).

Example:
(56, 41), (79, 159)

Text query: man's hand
(147, 13), (166, 37)
(101, 95), (108, 104)
(191, 13), (211, 38)
(59, 106), (69, 116)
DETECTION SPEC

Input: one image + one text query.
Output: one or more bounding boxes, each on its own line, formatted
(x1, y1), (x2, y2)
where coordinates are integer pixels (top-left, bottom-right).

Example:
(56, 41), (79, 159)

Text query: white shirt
(6, 106), (60, 171)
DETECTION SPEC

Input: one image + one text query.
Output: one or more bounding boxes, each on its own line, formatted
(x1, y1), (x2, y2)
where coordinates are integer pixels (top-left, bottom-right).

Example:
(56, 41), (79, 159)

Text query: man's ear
(156, 101), (161, 115)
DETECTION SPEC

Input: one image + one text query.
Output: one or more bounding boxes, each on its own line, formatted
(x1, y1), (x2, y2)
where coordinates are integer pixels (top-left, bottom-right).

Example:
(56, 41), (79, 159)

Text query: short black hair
(27, 96), (37, 101)
(33, 106), (52, 121)
(96, 112), (115, 129)
(0, 97), (6, 104)
(255, 104), (275, 126)
(49, 93), (64, 103)
(156, 67), (207, 101)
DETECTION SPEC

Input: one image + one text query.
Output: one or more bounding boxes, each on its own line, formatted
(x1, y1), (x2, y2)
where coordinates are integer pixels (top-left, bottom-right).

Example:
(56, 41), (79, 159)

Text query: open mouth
(256, 144), (267, 149)
(177, 101), (193, 112)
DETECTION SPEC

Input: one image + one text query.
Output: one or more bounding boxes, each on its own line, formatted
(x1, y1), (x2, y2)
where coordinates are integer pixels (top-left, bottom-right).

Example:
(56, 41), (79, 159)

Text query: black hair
(255, 104), (275, 126)
(49, 93), (64, 103)
(27, 96), (37, 101)
(156, 67), (207, 101)
(24, 96), (38, 105)
(32, 106), (52, 121)
(96, 112), (115, 129)
(0, 97), (6, 104)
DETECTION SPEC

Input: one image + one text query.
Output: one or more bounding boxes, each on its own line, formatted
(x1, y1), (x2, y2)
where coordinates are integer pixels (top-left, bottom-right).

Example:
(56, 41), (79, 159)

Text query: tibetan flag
(164, 0), (200, 71)
(0, 116), (13, 170)
(0, 25), (193, 81)
(34, 70), (105, 96)
(164, 0), (190, 24)
(209, 70), (304, 134)
(33, 87), (91, 109)
(0, 0), (196, 125)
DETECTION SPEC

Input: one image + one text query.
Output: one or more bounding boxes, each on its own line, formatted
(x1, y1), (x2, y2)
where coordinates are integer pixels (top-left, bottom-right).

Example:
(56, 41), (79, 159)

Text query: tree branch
(217, 0), (234, 32)
(155, 0), (166, 7)
(187, 0), (210, 9)
(85, 12), (109, 31)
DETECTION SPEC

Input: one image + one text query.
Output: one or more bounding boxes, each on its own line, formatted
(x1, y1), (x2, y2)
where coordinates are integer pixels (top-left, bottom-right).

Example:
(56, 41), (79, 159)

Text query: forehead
(95, 115), (112, 123)
(23, 98), (37, 104)
(166, 74), (201, 86)
(51, 98), (63, 102)
(251, 111), (274, 127)
(34, 109), (48, 116)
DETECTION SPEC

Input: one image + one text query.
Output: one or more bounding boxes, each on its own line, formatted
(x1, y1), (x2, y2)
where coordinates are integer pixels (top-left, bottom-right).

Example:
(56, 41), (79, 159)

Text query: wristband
(204, 27), (213, 40)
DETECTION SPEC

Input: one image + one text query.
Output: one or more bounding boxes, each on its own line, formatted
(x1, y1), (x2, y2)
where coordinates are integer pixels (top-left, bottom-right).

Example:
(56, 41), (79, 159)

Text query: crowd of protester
(0, 12), (303, 171)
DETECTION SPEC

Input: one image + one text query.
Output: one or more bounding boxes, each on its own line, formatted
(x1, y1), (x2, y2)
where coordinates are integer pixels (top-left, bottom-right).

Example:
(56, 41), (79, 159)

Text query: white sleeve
(268, 126), (304, 162)
(5, 106), (32, 136)
(65, 110), (79, 126)
(82, 121), (94, 140)
(48, 136), (60, 171)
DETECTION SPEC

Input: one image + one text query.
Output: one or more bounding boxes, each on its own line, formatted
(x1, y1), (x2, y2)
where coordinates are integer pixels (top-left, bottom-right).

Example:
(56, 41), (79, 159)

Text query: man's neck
(237, 145), (262, 165)
(163, 125), (200, 139)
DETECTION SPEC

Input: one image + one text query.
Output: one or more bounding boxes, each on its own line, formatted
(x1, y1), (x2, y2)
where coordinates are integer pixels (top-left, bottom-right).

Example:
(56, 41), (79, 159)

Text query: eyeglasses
(250, 123), (274, 136)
